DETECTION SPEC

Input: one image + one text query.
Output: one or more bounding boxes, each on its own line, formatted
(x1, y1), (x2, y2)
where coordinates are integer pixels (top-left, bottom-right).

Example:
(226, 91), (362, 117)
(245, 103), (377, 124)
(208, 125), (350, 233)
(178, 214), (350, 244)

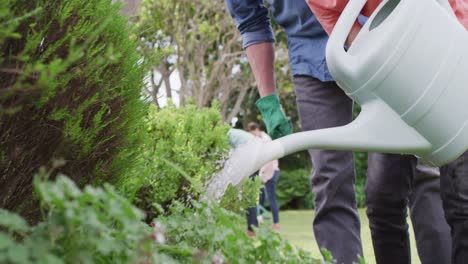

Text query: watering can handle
(325, 0), (368, 87)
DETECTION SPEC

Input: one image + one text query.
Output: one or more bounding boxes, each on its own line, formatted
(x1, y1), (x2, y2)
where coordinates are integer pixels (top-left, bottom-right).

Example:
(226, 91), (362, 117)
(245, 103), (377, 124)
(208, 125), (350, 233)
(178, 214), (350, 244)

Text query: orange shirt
(306, 0), (468, 34)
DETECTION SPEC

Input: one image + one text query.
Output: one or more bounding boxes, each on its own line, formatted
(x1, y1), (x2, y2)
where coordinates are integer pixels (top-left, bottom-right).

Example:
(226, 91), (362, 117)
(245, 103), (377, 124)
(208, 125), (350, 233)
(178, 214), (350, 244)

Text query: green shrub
(353, 104), (368, 207)
(276, 169), (314, 209)
(123, 103), (235, 220)
(219, 177), (263, 214)
(354, 152), (367, 208)
(354, 152), (368, 181)
(277, 168), (366, 210)
(0, 0), (147, 221)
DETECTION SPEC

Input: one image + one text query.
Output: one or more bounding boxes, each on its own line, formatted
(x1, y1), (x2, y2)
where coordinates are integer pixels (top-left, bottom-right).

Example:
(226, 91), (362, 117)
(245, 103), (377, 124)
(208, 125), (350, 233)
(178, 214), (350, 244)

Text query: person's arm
(245, 42), (291, 139)
(225, 0), (275, 50)
(225, 0), (276, 97)
(225, 0), (292, 139)
(306, 0), (382, 44)
(245, 42), (276, 97)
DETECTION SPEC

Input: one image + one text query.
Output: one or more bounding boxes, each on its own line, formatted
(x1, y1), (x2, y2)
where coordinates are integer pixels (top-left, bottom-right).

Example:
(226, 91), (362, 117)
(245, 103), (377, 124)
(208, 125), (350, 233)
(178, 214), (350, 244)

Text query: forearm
(246, 42), (292, 138)
(245, 42), (276, 97)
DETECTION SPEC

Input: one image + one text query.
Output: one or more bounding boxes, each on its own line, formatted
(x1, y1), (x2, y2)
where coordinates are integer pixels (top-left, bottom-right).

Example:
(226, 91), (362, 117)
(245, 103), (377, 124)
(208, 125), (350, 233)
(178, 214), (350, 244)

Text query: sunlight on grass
(279, 209), (420, 264)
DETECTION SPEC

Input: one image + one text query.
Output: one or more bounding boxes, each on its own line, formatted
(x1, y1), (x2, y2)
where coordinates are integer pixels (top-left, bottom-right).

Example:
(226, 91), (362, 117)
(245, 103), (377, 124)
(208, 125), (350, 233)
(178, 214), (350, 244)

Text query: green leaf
(0, 233), (15, 250)
(0, 209), (29, 234)
(7, 244), (29, 263)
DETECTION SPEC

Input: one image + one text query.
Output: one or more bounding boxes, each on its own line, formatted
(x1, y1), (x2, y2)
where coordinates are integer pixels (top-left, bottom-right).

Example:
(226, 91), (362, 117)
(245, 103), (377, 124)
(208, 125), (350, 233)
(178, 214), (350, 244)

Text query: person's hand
(256, 94), (292, 139)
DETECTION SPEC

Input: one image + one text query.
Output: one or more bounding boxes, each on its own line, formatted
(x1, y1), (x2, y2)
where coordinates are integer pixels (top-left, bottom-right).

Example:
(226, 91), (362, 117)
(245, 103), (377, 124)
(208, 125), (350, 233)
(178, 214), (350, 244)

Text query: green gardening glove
(256, 94), (293, 139)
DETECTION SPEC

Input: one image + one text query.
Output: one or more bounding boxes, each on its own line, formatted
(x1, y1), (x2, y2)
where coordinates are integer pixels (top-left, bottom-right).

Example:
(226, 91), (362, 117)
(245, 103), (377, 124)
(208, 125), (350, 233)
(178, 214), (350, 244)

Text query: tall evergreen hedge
(0, 0), (146, 221)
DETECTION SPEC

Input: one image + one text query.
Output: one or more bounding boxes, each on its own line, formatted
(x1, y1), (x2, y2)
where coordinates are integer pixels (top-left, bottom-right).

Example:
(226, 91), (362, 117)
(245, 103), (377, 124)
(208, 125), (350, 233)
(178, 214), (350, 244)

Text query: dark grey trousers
(293, 75), (451, 264)
(366, 154), (451, 264)
(440, 151), (468, 264)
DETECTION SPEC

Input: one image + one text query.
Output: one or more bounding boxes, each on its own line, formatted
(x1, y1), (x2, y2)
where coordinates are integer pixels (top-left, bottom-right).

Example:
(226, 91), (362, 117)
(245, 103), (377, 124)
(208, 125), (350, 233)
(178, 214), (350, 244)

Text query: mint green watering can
(324, 0), (468, 166)
(236, 0), (468, 181)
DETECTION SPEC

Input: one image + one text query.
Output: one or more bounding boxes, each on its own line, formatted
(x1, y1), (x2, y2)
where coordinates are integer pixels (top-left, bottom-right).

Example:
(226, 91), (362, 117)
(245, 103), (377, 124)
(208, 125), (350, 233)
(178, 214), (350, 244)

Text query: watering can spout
(257, 100), (432, 169)
(209, 100), (430, 198)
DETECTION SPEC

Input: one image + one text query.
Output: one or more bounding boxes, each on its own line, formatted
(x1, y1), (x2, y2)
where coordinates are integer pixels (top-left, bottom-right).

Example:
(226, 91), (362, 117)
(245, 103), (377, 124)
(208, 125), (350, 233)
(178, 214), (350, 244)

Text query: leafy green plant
(219, 177), (263, 214)
(160, 199), (321, 264)
(353, 104), (368, 208)
(0, 173), (167, 264)
(123, 102), (233, 220)
(354, 152), (367, 208)
(321, 248), (336, 264)
(0, 173), (323, 264)
(0, 0), (147, 222)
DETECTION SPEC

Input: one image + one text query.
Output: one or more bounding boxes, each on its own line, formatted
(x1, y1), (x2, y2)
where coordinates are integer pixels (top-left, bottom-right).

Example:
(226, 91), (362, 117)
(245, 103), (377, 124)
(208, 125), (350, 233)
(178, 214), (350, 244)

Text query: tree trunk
(163, 75), (172, 99)
(148, 70), (162, 108)
(178, 68), (187, 106)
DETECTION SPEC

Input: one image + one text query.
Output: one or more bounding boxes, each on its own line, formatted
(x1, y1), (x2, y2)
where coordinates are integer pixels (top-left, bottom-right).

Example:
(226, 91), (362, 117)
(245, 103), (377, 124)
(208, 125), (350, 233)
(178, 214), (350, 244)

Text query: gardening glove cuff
(256, 94), (292, 140)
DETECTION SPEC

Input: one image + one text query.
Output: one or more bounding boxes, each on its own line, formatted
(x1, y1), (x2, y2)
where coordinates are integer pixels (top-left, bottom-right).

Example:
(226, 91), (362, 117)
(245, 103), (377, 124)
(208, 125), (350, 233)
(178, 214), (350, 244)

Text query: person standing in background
(225, 0), (451, 263)
(227, 128), (260, 236)
(247, 122), (281, 231)
(306, 0), (468, 263)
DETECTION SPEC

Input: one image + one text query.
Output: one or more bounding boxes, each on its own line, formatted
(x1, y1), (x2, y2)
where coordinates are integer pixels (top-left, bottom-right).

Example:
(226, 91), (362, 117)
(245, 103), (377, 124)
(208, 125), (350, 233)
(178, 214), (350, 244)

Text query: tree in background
(134, 0), (254, 121)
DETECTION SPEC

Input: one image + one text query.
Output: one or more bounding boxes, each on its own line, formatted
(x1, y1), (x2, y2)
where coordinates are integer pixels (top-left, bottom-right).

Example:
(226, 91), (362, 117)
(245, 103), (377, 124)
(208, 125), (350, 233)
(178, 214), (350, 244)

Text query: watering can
(234, 0), (468, 182)
(322, 0), (468, 166)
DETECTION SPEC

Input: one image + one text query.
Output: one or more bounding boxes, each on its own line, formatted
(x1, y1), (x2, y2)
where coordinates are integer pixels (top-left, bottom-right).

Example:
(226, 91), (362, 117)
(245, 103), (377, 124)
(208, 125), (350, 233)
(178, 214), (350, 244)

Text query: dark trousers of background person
(246, 174), (258, 232)
(293, 75), (451, 264)
(259, 171), (280, 224)
(246, 207), (258, 232)
(440, 150), (468, 264)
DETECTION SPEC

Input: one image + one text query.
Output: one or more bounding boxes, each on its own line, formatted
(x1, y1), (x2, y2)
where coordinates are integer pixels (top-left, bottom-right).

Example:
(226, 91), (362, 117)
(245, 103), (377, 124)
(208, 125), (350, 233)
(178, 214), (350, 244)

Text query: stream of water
(206, 140), (265, 200)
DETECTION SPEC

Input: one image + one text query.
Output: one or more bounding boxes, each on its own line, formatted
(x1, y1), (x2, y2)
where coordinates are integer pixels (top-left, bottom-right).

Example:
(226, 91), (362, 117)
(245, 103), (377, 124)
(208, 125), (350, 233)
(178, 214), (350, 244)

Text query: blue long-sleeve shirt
(225, 0), (333, 82)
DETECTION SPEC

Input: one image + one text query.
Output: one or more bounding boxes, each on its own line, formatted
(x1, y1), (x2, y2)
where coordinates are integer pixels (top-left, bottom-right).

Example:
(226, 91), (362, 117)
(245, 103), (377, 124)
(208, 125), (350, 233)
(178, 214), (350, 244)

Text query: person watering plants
(306, 1), (468, 263)
(306, 0), (468, 263)
(225, 0), (452, 263)
(247, 122), (281, 231)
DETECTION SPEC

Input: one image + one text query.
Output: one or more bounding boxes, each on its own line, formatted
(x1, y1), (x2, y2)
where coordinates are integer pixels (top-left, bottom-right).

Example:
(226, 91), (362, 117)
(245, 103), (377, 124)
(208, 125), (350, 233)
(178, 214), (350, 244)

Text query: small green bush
(277, 168), (366, 209)
(276, 169), (314, 209)
(353, 105), (368, 208)
(354, 152), (367, 208)
(219, 177), (263, 214)
(123, 102), (239, 220)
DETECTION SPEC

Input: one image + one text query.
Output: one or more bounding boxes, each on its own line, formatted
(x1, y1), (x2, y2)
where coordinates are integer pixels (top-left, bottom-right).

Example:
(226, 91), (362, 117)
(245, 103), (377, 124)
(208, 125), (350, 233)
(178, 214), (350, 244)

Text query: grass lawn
(278, 209), (420, 264)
